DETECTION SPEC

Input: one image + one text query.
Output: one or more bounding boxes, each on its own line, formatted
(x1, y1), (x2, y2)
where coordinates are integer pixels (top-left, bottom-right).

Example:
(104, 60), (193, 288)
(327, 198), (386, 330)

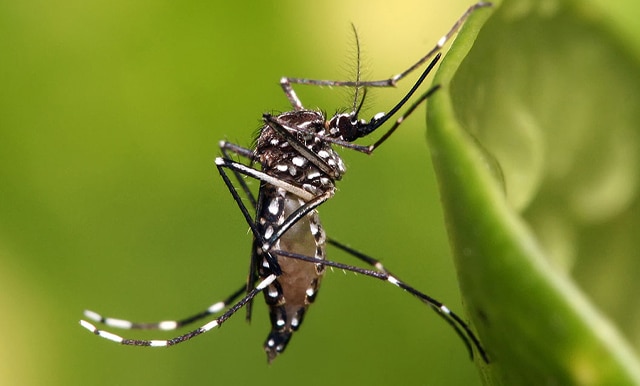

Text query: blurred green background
(0, 1), (489, 385)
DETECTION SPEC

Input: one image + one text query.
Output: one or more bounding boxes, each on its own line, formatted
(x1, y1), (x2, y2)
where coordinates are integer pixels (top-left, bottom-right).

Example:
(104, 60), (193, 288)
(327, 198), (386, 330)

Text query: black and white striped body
(252, 110), (345, 361)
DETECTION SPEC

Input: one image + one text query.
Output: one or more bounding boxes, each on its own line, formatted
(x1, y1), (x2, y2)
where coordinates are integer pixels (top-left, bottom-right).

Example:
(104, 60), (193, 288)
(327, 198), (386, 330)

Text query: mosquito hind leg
(83, 285), (246, 332)
(80, 275), (277, 347)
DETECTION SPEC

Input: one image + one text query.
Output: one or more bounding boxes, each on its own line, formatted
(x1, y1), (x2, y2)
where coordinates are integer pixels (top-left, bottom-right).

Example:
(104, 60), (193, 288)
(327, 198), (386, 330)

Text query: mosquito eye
(333, 115), (357, 141)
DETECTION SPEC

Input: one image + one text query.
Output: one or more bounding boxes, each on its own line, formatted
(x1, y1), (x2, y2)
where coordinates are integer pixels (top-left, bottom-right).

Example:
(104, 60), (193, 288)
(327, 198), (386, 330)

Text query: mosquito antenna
(350, 23), (363, 115)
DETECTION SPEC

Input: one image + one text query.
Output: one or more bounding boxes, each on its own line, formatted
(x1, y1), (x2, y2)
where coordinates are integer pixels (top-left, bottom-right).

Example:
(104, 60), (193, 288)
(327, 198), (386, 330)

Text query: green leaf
(428, 0), (640, 384)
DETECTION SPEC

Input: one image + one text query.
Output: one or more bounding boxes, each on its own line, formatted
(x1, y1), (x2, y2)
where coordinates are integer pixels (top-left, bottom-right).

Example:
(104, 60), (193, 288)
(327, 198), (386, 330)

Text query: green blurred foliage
(429, 0), (640, 384)
(0, 1), (485, 385)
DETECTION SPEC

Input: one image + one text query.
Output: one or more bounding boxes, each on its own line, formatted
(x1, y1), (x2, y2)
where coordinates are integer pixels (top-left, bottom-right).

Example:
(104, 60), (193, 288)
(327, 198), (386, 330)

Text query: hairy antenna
(350, 23), (363, 114)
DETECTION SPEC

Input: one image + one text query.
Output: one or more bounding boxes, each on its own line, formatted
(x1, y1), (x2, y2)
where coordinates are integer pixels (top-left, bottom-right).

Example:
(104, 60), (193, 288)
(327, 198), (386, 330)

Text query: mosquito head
(326, 112), (360, 142)
(326, 110), (390, 143)
(326, 51), (442, 145)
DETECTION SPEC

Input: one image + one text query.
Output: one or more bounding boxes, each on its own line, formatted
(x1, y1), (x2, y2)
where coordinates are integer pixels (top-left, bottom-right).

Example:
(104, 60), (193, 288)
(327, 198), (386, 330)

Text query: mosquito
(80, 2), (492, 364)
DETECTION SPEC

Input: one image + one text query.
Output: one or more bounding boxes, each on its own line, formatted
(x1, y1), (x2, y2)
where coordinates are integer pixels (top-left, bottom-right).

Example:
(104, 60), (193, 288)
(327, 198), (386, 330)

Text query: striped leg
(271, 248), (489, 363)
(219, 141), (258, 209)
(82, 285), (245, 332)
(280, 2), (492, 106)
(79, 275), (277, 346)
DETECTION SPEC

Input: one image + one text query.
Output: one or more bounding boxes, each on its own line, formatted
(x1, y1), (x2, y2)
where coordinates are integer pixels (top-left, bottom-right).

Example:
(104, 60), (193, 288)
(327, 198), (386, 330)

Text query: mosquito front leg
(382, 1), (492, 87)
(280, 3), (492, 92)
(280, 77), (306, 111)
(215, 157), (315, 202)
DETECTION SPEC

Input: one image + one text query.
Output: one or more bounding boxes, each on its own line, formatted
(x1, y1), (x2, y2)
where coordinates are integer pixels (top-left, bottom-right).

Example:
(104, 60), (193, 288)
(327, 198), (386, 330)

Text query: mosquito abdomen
(257, 187), (326, 362)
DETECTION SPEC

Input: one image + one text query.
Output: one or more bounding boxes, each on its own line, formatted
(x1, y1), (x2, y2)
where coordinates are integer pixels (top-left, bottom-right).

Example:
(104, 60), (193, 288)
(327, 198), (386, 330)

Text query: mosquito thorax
(256, 110), (346, 195)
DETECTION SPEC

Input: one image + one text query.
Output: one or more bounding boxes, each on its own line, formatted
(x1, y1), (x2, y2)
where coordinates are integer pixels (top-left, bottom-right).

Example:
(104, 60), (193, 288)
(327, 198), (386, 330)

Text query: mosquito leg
(216, 157), (334, 258)
(215, 159), (282, 275)
(219, 140), (255, 161)
(80, 275), (277, 347)
(215, 157), (315, 202)
(328, 240), (489, 363)
(271, 249), (489, 363)
(327, 236), (487, 361)
(281, 2), (492, 90)
(219, 140), (258, 209)
(280, 77), (306, 111)
(262, 191), (333, 251)
(382, 1), (492, 87)
(327, 238), (391, 274)
(83, 285), (246, 331)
